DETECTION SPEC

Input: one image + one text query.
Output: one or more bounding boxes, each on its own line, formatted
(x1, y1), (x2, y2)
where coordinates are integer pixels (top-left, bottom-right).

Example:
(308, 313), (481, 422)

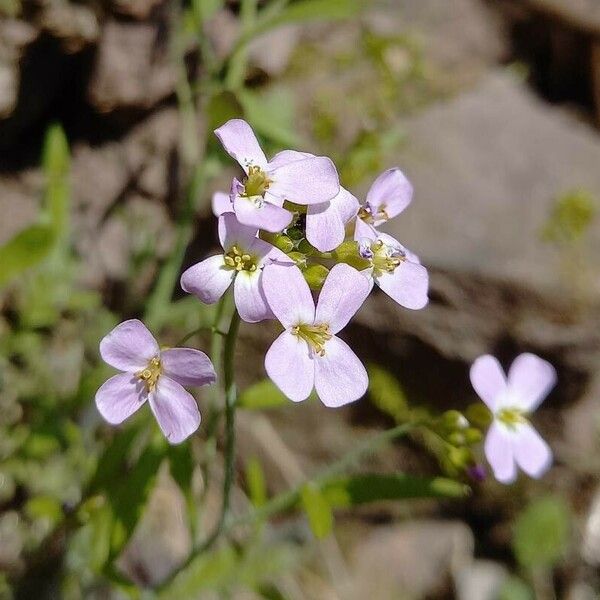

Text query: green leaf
(237, 88), (300, 148)
(24, 495), (63, 524)
(513, 496), (570, 569)
(238, 379), (288, 410)
(245, 456), (267, 507)
(367, 364), (409, 422)
(301, 483), (333, 539)
(167, 442), (195, 499)
(257, 0), (361, 32)
(88, 504), (114, 572)
(191, 0), (224, 25)
(323, 473), (470, 507)
(105, 441), (165, 556)
(158, 545), (238, 599)
(0, 225), (55, 287)
(207, 90), (244, 135)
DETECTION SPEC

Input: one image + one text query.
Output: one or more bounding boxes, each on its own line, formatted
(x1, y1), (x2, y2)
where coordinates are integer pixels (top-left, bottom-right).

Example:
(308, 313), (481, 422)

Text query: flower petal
(513, 423), (553, 479)
(268, 156), (339, 205)
(332, 187), (359, 224)
(234, 270), (274, 323)
(507, 353), (557, 412)
(366, 168), (413, 225)
(180, 255), (234, 304)
(218, 212), (258, 250)
(233, 196), (293, 233)
(161, 348), (217, 388)
(470, 355), (507, 411)
(375, 260), (429, 310)
(100, 319), (160, 372)
(95, 373), (147, 424)
(265, 331), (314, 402)
(268, 149), (312, 170)
(354, 217), (378, 241)
(315, 263), (370, 334)
(314, 336), (368, 407)
(149, 376), (201, 444)
(306, 201), (345, 252)
(212, 191), (232, 217)
(484, 422), (517, 484)
(214, 119), (267, 172)
(262, 263), (315, 328)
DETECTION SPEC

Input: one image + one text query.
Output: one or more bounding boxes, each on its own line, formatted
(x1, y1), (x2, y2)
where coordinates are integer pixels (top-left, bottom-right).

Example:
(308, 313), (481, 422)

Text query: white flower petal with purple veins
(262, 263), (315, 328)
(484, 422), (517, 484)
(218, 212), (259, 250)
(469, 355), (507, 412)
(375, 261), (429, 310)
(315, 264), (370, 334)
(234, 271), (274, 323)
(267, 156), (339, 205)
(180, 254), (235, 304)
(507, 352), (557, 412)
(333, 187), (360, 224)
(365, 168), (413, 225)
(233, 195), (293, 233)
(148, 376), (201, 444)
(265, 331), (314, 402)
(214, 119), (268, 172)
(268, 149), (311, 169)
(161, 348), (217, 388)
(212, 191), (233, 217)
(513, 423), (553, 478)
(95, 373), (147, 424)
(314, 336), (368, 407)
(354, 216), (378, 242)
(100, 319), (160, 372)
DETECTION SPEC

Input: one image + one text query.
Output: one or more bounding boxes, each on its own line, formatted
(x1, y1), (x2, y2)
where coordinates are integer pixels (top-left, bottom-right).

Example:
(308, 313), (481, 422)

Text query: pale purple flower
(262, 262), (370, 407)
(356, 168), (412, 227)
(470, 353), (556, 484)
(212, 191), (232, 217)
(215, 119), (340, 233)
(356, 221), (428, 310)
(180, 213), (290, 323)
(95, 319), (216, 444)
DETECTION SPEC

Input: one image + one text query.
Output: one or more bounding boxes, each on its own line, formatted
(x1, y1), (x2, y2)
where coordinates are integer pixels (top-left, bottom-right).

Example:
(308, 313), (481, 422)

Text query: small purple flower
(356, 222), (428, 310)
(356, 168), (413, 227)
(215, 119), (340, 233)
(262, 262), (370, 407)
(95, 319), (216, 444)
(180, 213), (289, 323)
(470, 353), (556, 484)
(212, 191), (232, 217)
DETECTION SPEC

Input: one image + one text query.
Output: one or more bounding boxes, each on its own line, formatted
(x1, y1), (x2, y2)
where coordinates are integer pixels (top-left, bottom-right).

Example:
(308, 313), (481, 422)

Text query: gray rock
(349, 520), (473, 599)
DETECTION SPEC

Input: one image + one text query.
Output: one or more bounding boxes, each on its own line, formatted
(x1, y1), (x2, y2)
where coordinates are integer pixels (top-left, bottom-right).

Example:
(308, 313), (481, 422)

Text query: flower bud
(333, 241), (371, 270)
(297, 239), (315, 255)
(441, 410), (468, 431)
(303, 264), (330, 291)
(448, 446), (472, 470)
(465, 403), (492, 429)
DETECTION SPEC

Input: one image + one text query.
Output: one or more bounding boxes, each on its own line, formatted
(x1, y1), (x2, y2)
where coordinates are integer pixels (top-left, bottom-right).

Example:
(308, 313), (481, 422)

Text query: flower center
(243, 165), (272, 197)
(137, 356), (162, 392)
(360, 239), (405, 276)
(292, 323), (332, 356)
(224, 244), (258, 272)
(358, 202), (388, 224)
(496, 407), (528, 430)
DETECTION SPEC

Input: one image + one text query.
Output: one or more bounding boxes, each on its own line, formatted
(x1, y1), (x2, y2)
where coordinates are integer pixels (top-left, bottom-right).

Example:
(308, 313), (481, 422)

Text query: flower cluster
(181, 119), (429, 406)
(94, 118), (557, 490)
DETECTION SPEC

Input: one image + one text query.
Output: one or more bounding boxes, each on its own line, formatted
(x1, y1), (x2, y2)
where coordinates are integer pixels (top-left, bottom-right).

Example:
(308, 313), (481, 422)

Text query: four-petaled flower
(262, 262), (370, 407)
(95, 319), (216, 444)
(180, 213), (290, 323)
(470, 353), (556, 484)
(215, 119), (340, 232)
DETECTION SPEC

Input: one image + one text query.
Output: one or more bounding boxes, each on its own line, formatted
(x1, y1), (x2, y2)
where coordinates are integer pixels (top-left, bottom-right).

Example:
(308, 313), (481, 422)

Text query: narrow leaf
(238, 379), (288, 410)
(301, 483), (333, 539)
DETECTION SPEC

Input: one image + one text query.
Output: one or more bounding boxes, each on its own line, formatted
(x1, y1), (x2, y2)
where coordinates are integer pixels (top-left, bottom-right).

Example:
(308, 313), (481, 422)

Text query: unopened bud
(303, 264), (330, 291)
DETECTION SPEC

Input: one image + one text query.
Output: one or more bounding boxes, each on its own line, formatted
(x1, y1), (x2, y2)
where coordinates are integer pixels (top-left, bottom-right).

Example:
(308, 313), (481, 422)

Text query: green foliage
(245, 456), (268, 507)
(323, 473), (469, 507)
(498, 576), (534, 600)
(542, 189), (597, 246)
(367, 364), (409, 422)
(301, 483), (333, 539)
(0, 226), (55, 288)
(513, 496), (570, 569)
(238, 378), (289, 410)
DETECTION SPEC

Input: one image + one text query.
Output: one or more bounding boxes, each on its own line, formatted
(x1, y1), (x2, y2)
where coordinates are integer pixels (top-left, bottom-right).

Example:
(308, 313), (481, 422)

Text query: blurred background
(1, 0), (600, 598)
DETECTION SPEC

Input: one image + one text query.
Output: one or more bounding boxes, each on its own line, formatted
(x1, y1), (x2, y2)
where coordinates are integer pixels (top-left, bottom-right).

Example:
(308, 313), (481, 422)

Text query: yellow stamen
(223, 244), (259, 273)
(243, 165), (272, 197)
(497, 407), (528, 430)
(292, 323), (332, 356)
(137, 356), (162, 392)
(368, 239), (406, 276)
